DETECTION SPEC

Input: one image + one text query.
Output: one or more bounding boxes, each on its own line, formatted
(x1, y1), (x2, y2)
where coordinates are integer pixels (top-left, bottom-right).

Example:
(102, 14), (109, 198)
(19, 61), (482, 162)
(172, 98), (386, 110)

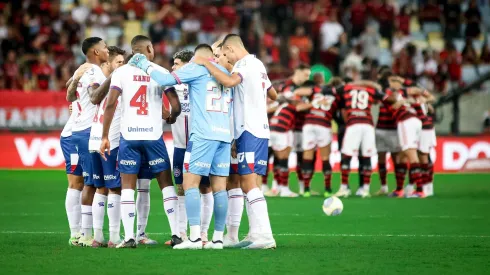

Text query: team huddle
(61, 33), (436, 250)
(62, 34), (276, 250)
(264, 66), (436, 200)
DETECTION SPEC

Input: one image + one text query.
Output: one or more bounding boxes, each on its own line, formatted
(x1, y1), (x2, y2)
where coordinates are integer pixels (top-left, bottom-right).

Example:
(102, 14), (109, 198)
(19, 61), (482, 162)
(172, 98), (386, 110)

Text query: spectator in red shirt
(2, 50), (22, 90)
(440, 42), (462, 84)
(289, 25), (312, 64)
(350, 0), (366, 38)
(31, 52), (53, 91)
(396, 5), (411, 36)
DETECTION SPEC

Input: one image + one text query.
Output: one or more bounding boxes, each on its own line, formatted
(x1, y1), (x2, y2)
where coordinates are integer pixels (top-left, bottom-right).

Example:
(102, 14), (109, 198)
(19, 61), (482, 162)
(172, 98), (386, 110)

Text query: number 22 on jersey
(206, 81), (231, 113)
(130, 85), (148, 115)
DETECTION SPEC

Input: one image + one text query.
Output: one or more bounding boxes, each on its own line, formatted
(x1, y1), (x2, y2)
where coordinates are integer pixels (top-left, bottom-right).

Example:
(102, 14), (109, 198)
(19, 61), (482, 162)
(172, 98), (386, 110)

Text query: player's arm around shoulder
(193, 56), (241, 88)
(90, 75), (112, 105)
(66, 63), (93, 102)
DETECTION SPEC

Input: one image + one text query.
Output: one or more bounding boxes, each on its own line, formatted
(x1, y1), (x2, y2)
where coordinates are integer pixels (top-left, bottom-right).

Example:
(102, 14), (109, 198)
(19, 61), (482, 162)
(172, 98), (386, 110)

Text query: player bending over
(194, 34), (277, 249)
(100, 35), (182, 248)
(129, 44), (233, 250)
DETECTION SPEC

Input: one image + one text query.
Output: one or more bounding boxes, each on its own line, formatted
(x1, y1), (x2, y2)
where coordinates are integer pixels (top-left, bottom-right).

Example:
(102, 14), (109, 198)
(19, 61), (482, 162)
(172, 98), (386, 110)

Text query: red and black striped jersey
(336, 84), (388, 126)
(413, 102), (434, 129)
(376, 88), (397, 130)
(270, 103), (296, 132)
(304, 86), (338, 128)
(390, 88), (418, 123)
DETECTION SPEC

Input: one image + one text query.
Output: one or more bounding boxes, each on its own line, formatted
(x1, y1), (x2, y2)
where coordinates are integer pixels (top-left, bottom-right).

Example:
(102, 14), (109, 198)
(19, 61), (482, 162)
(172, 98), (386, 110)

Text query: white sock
(272, 179), (278, 190)
(92, 193), (107, 243)
(107, 194), (121, 243)
(212, 230), (224, 242)
(78, 192), (82, 229)
(226, 188), (243, 240)
(244, 195), (258, 235)
(200, 192), (214, 236)
(121, 189), (136, 241)
(81, 205), (93, 238)
(246, 188), (273, 236)
(136, 179), (150, 237)
(65, 188), (81, 237)
(178, 196), (187, 236)
(162, 186), (179, 236)
(190, 225), (201, 241)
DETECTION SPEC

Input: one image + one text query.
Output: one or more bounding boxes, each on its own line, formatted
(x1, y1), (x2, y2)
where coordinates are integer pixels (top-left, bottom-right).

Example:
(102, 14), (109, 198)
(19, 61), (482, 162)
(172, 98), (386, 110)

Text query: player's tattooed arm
(193, 56), (241, 88)
(164, 87), (181, 124)
(66, 63), (93, 102)
(99, 88), (119, 160)
(90, 76), (112, 105)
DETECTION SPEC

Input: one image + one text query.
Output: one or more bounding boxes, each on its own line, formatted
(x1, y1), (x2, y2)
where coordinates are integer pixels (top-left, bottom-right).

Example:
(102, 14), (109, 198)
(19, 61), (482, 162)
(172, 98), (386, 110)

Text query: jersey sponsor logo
(128, 126), (154, 133)
(92, 174), (100, 180)
(211, 126), (230, 134)
(195, 161), (211, 168)
(133, 75), (151, 82)
(120, 159), (137, 166)
(83, 171), (90, 177)
(149, 158), (165, 166)
(217, 162), (230, 168)
(104, 174), (117, 181)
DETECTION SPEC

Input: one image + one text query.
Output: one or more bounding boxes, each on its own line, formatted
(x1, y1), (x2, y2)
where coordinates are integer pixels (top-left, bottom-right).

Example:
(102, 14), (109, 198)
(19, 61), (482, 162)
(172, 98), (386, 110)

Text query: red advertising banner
(0, 132), (489, 172)
(0, 91), (70, 130)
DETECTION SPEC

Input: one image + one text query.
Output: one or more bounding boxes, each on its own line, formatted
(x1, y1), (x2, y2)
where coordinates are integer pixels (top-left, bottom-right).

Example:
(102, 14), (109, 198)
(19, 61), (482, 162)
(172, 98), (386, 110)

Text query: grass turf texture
(0, 171), (489, 275)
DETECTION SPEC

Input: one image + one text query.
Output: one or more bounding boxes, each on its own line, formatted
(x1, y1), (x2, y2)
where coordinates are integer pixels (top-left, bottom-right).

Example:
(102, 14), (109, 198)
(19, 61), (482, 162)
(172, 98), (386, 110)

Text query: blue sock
(213, 190), (228, 232)
(184, 188), (201, 226)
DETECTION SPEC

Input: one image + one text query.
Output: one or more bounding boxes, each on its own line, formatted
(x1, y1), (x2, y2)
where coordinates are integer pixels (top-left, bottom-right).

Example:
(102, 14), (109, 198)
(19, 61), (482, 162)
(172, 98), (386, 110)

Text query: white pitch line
(0, 231), (489, 238)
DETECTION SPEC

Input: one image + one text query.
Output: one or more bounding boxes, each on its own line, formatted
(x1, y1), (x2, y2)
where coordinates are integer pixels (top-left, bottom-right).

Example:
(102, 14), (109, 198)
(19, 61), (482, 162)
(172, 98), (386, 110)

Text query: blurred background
(0, 0), (489, 171)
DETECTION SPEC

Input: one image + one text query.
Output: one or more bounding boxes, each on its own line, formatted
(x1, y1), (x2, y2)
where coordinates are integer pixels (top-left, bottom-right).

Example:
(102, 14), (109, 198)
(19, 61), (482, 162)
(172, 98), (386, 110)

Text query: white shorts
(171, 114), (190, 149)
(341, 124), (377, 157)
(375, 129), (401, 153)
(302, 124), (332, 151)
(397, 117), (422, 151)
(293, 131), (303, 152)
(418, 128), (437, 153)
(270, 131), (293, 152)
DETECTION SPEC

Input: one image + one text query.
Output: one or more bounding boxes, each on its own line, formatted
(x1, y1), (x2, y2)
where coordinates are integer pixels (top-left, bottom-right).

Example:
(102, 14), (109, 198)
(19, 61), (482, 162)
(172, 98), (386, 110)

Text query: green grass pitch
(0, 170), (489, 274)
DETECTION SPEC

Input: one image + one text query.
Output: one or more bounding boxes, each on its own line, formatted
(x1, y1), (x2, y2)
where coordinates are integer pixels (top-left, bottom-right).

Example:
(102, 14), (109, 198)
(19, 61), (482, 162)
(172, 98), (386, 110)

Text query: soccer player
(66, 37), (109, 245)
(296, 77), (342, 198)
(211, 40), (244, 247)
(418, 103), (436, 197)
(129, 43), (233, 250)
(334, 81), (398, 198)
(100, 35), (182, 248)
(167, 49), (214, 244)
(86, 46), (126, 247)
(62, 64), (93, 246)
(194, 34), (277, 249)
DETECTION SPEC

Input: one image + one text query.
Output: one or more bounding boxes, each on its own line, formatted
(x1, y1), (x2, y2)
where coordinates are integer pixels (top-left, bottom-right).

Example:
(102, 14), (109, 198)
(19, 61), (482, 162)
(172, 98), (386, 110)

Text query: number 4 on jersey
(130, 85), (148, 115)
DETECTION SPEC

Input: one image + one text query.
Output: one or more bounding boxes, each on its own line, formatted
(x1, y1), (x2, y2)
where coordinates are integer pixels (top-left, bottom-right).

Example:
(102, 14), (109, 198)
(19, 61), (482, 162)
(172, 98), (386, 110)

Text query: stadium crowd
(0, 0), (489, 93)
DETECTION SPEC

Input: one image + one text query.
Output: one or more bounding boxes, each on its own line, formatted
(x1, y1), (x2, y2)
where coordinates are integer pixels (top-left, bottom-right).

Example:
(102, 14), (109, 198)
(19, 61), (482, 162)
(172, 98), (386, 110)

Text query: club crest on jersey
(174, 168), (181, 178)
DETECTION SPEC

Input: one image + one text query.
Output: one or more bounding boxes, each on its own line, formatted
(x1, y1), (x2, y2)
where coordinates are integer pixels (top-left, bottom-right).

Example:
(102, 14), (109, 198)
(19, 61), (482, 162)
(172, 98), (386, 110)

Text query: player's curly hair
(173, 50), (194, 63)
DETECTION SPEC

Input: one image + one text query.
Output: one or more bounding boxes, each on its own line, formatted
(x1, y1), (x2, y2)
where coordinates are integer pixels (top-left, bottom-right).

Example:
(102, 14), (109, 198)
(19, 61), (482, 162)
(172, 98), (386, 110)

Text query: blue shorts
(174, 147), (210, 185)
(72, 128), (94, 185)
(184, 135), (231, 177)
(235, 131), (268, 176)
(60, 136), (82, 176)
(90, 148), (120, 189)
(118, 135), (171, 175)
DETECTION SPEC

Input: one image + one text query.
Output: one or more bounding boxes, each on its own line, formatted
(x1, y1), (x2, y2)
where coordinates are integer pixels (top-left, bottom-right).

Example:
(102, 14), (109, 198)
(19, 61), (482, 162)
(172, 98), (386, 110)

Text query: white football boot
(335, 185), (352, 198)
(173, 239), (203, 250)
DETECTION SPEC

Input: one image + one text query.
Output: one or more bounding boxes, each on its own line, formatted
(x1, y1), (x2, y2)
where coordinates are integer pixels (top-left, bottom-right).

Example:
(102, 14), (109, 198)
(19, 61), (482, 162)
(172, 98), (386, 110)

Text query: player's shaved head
(220, 34), (248, 65)
(131, 35), (154, 61)
(194, 44), (213, 58)
(81, 37), (109, 64)
(222, 34), (244, 48)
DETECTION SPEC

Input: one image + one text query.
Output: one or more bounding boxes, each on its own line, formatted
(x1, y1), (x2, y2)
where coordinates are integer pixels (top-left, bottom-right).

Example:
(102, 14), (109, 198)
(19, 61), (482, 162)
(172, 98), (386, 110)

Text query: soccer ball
(322, 196), (343, 216)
